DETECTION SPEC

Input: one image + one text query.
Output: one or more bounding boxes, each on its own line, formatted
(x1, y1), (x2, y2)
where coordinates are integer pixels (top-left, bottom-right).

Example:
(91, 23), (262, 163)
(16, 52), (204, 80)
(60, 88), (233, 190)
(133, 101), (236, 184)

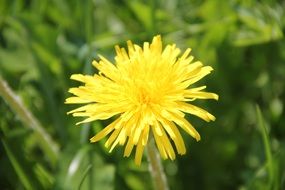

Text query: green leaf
(126, 1), (153, 31)
(60, 145), (115, 190)
(1, 137), (53, 190)
(233, 5), (283, 46)
(256, 105), (274, 189)
(77, 164), (92, 190)
(64, 145), (91, 187)
(1, 139), (35, 190)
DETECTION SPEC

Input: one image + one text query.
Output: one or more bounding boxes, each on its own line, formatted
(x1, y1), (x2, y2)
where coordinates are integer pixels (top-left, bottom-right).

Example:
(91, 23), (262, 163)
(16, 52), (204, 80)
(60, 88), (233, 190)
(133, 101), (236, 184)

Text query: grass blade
(0, 75), (59, 166)
(1, 139), (35, 190)
(256, 105), (274, 189)
(77, 164), (93, 190)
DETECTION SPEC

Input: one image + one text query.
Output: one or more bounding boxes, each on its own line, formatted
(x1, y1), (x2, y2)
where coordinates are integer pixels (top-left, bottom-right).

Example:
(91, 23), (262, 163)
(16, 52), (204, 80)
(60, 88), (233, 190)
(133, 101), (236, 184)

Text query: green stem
(0, 75), (59, 166)
(146, 135), (169, 190)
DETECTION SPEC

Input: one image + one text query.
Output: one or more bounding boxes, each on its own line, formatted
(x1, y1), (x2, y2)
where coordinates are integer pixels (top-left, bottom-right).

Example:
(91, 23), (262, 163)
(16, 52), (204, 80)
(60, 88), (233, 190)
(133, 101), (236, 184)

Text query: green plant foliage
(0, 0), (285, 189)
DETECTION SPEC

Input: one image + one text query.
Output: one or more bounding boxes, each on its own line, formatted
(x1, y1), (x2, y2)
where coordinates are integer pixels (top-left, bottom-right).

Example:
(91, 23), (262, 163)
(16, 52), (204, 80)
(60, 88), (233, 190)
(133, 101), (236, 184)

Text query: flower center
(139, 88), (151, 105)
(128, 79), (162, 107)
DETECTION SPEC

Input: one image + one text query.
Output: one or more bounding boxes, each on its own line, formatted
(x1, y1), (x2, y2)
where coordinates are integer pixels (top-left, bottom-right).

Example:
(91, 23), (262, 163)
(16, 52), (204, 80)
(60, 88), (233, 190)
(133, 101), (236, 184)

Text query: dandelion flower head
(65, 35), (218, 165)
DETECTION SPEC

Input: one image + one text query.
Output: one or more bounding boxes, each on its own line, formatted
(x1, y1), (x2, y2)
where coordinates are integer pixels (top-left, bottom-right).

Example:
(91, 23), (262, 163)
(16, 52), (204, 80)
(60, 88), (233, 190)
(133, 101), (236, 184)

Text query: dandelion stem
(146, 135), (169, 190)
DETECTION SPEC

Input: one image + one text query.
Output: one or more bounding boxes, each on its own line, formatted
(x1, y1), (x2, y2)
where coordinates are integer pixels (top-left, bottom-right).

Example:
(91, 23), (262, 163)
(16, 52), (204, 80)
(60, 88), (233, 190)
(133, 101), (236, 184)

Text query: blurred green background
(0, 0), (285, 189)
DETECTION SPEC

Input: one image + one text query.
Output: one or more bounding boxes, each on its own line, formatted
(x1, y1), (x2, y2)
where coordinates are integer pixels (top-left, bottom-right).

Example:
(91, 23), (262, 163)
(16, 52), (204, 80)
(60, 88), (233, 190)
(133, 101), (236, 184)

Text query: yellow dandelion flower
(65, 35), (218, 165)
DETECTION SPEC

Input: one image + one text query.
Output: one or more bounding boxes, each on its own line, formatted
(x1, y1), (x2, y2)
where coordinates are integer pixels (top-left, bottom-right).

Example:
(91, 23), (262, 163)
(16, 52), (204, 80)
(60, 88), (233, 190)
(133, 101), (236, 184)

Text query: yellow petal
(105, 125), (123, 149)
(163, 120), (186, 154)
(151, 126), (168, 159)
(178, 102), (216, 122)
(124, 136), (135, 157)
(167, 112), (201, 141)
(184, 90), (219, 100)
(134, 135), (145, 165)
(90, 118), (121, 142)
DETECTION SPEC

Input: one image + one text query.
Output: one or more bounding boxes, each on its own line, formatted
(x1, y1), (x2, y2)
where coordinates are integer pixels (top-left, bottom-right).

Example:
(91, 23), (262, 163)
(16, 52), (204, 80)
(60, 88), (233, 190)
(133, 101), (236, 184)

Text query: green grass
(1, 0), (285, 189)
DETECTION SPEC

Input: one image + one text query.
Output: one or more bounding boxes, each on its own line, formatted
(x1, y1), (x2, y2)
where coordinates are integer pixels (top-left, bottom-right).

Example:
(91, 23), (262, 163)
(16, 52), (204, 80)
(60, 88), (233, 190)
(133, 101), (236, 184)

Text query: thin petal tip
(92, 60), (98, 66)
(70, 74), (82, 80)
(195, 135), (201, 141)
(90, 137), (97, 143)
(214, 94), (219, 100)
